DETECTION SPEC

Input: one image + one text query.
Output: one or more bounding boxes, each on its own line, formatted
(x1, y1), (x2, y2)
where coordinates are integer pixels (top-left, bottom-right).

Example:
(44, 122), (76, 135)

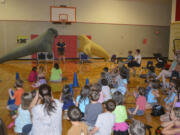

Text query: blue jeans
(8, 104), (18, 111)
(129, 108), (144, 116)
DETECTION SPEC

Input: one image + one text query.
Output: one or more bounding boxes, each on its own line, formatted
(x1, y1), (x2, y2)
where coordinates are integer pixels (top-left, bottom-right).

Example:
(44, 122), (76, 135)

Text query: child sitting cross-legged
(14, 92), (33, 135)
(67, 106), (88, 135)
(146, 81), (160, 109)
(160, 79), (177, 122)
(128, 87), (147, 116)
(84, 89), (103, 131)
(88, 99), (116, 135)
(76, 85), (90, 117)
(7, 80), (24, 111)
(60, 85), (75, 119)
(112, 91), (129, 135)
(101, 79), (112, 102)
(161, 107), (180, 135)
(129, 119), (146, 135)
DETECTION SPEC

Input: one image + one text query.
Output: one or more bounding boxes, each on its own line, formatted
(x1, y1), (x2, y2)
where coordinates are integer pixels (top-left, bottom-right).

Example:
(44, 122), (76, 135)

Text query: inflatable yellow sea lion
(78, 35), (110, 60)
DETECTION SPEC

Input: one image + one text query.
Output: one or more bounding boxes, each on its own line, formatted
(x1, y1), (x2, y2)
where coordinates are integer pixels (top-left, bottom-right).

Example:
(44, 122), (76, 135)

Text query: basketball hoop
(50, 6), (76, 24)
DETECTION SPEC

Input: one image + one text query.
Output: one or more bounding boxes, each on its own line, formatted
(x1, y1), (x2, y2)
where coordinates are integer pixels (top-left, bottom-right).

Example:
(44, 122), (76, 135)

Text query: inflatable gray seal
(0, 28), (58, 63)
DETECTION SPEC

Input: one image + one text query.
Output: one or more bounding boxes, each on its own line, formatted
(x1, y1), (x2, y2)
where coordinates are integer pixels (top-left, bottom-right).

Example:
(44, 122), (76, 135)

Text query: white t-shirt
(135, 54), (142, 64)
(30, 99), (63, 135)
(94, 112), (115, 135)
(102, 86), (112, 101)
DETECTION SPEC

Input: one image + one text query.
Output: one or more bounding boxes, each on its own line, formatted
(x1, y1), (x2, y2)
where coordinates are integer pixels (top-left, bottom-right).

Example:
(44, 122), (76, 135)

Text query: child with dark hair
(173, 79), (180, 108)
(60, 85), (75, 119)
(129, 119), (146, 135)
(127, 50), (134, 67)
(160, 80), (177, 122)
(112, 91), (128, 135)
(67, 106), (88, 135)
(101, 79), (112, 101)
(112, 71), (128, 96)
(98, 72), (106, 86)
(164, 80), (177, 109)
(14, 92), (33, 134)
(0, 118), (7, 135)
(103, 67), (113, 85)
(7, 80), (24, 111)
(29, 84), (63, 135)
(89, 100), (116, 135)
(84, 90), (103, 130)
(76, 85), (90, 116)
(129, 49), (142, 76)
(128, 87), (146, 116)
(28, 66), (38, 82)
(50, 63), (62, 82)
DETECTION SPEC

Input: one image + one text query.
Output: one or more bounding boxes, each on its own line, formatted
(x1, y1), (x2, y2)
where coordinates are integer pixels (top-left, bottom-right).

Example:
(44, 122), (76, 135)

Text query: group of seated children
(28, 63), (62, 88)
(5, 53), (180, 135)
(5, 62), (151, 135)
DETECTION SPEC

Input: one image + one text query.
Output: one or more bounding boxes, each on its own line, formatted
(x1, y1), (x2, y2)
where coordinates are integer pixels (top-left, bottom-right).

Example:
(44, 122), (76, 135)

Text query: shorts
(114, 130), (129, 135)
(8, 104), (18, 111)
(58, 50), (65, 56)
(129, 108), (144, 116)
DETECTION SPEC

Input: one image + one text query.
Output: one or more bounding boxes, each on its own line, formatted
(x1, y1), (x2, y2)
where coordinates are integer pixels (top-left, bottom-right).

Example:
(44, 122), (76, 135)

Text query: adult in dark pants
(56, 39), (66, 63)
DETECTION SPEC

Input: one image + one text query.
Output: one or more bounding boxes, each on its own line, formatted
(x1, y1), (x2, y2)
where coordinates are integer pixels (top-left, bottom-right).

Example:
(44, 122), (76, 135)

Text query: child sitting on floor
(129, 119), (146, 135)
(103, 67), (113, 85)
(128, 87), (146, 116)
(76, 85), (90, 116)
(127, 50), (134, 67)
(7, 80), (24, 111)
(161, 107), (180, 135)
(67, 106), (88, 135)
(112, 91), (128, 135)
(160, 79), (177, 122)
(89, 99), (116, 135)
(14, 92), (33, 135)
(164, 79), (177, 109)
(112, 70), (128, 96)
(101, 79), (112, 101)
(50, 63), (62, 82)
(173, 79), (180, 108)
(146, 82), (160, 109)
(84, 90), (103, 131)
(60, 85), (75, 119)
(28, 66), (38, 82)
(32, 66), (47, 88)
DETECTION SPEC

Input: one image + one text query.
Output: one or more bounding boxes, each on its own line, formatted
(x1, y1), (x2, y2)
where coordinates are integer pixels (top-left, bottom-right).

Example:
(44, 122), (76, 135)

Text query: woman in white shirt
(130, 49), (142, 76)
(29, 84), (63, 135)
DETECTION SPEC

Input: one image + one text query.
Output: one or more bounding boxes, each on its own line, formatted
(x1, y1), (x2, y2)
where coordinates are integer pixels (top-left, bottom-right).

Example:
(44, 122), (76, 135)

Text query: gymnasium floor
(0, 59), (163, 135)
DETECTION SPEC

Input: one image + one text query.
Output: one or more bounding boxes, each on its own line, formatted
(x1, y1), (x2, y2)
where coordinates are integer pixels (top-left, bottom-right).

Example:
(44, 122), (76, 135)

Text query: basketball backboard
(50, 6), (76, 23)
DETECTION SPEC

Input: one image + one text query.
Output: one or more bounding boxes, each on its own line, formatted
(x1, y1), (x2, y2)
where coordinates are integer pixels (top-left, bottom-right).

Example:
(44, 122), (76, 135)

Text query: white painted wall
(0, 0), (171, 26)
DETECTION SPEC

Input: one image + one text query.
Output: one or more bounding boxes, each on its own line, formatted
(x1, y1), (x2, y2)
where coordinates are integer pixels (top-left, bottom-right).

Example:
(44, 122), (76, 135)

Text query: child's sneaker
(8, 121), (15, 129)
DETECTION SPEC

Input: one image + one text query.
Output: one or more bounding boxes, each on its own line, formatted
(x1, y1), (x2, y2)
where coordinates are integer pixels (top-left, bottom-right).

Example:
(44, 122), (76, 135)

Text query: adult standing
(29, 84), (63, 135)
(56, 39), (66, 63)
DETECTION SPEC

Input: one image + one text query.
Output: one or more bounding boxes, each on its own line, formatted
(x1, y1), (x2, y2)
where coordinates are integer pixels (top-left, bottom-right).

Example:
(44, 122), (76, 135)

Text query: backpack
(151, 105), (165, 116)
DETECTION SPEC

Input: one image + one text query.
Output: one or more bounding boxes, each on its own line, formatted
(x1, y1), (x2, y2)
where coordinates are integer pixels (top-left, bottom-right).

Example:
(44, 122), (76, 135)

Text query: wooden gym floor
(0, 59), (164, 135)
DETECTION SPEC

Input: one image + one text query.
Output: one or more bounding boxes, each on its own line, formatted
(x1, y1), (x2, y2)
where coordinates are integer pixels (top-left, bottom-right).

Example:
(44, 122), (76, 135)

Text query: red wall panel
(176, 0), (180, 21)
(31, 35), (77, 59)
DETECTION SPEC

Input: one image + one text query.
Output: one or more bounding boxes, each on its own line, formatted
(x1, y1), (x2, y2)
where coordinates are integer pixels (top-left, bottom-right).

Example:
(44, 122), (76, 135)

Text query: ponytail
(39, 84), (56, 115)
(43, 96), (56, 115)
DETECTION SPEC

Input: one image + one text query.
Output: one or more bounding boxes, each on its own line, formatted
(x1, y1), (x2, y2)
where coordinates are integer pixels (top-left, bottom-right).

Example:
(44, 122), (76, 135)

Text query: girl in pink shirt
(128, 87), (147, 116)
